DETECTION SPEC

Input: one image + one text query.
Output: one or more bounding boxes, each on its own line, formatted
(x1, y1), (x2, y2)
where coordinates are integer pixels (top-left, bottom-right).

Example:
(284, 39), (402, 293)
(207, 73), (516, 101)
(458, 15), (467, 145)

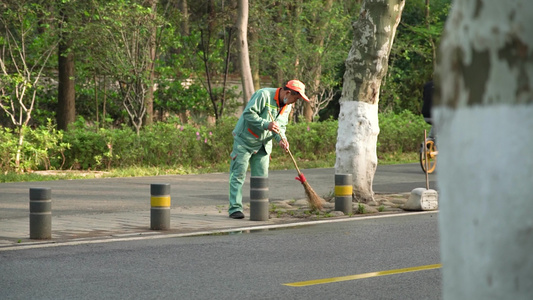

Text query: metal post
(150, 183), (170, 230)
(335, 174), (353, 215)
(250, 176), (268, 221)
(29, 187), (52, 239)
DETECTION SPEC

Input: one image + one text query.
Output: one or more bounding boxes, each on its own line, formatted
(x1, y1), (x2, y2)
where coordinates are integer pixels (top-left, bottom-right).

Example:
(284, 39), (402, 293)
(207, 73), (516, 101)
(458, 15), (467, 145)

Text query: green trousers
(228, 141), (269, 215)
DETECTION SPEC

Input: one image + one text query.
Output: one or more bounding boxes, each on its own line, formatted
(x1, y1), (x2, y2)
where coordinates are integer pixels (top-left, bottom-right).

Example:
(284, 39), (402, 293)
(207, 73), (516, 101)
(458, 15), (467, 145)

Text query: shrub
(3, 111), (431, 172)
(0, 127), (17, 172)
(378, 110), (431, 153)
(0, 121), (69, 173)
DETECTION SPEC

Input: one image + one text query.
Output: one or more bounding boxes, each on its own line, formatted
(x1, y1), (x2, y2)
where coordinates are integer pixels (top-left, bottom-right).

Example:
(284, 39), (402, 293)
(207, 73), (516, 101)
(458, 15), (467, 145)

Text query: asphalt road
(1, 213), (441, 300)
(0, 163), (437, 219)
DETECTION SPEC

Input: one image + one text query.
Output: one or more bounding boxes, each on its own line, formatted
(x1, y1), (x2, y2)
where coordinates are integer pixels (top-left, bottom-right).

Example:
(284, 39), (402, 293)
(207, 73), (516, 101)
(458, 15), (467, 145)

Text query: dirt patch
(32, 170), (110, 178)
(267, 193), (410, 220)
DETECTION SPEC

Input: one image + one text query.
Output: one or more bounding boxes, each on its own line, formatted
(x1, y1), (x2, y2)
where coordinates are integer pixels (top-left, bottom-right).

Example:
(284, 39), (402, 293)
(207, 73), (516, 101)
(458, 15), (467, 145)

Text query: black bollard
(250, 176), (269, 221)
(29, 187), (52, 239)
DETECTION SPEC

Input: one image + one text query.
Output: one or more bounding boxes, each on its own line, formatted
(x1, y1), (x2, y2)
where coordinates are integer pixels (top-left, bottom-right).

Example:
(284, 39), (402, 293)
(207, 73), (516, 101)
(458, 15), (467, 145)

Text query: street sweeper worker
(228, 79), (310, 219)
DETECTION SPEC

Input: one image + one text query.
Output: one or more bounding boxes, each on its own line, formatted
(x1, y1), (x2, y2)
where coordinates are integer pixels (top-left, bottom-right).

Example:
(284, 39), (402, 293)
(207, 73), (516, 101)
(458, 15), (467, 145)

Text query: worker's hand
(279, 138), (290, 152)
(268, 121), (280, 134)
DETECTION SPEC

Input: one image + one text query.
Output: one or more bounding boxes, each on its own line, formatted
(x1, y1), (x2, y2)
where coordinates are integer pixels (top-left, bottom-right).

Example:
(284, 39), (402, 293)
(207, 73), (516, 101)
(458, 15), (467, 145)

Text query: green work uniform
(228, 88), (292, 215)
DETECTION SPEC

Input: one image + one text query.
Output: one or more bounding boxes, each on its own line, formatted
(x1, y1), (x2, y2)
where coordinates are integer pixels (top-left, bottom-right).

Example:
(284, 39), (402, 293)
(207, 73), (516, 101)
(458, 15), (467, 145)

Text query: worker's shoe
(229, 211), (245, 219)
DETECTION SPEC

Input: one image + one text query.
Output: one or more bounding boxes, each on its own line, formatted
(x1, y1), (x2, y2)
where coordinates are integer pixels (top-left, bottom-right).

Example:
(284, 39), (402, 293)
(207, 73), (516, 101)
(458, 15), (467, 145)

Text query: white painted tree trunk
(335, 0), (404, 203)
(436, 0), (533, 299)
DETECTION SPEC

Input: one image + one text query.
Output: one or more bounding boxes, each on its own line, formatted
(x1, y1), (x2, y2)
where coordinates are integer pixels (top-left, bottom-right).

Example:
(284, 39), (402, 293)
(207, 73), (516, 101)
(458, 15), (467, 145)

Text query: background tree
(144, 0), (159, 126)
(0, 0), (449, 134)
(436, 0), (533, 298)
(236, 0), (254, 103)
(86, 0), (164, 135)
(0, 1), (58, 171)
(252, 0), (353, 121)
(379, 0), (449, 113)
(184, 1), (240, 122)
(335, 0), (405, 203)
(57, 0), (76, 131)
(303, 0), (332, 122)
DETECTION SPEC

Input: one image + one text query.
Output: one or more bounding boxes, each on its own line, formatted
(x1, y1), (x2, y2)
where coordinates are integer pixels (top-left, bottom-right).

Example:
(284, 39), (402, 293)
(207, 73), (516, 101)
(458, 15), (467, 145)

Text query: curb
(0, 211), (438, 252)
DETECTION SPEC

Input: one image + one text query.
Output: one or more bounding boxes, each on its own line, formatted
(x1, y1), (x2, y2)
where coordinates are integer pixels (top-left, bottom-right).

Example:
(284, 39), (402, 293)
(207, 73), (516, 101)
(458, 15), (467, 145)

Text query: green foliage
(61, 117), (115, 170)
(252, 0), (356, 118)
(0, 121), (69, 173)
(0, 1), (58, 128)
(0, 127), (17, 171)
(380, 0), (451, 113)
(1, 0), (451, 135)
(24, 120), (70, 170)
(357, 203), (366, 214)
(273, 119), (338, 161)
(378, 110), (431, 153)
(59, 116), (237, 170)
(1, 112), (431, 174)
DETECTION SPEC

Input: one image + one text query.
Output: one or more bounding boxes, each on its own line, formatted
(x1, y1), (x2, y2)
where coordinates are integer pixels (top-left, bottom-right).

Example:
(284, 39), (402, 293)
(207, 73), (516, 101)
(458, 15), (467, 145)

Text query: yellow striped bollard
(335, 174), (353, 215)
(150, 183), (171, 230)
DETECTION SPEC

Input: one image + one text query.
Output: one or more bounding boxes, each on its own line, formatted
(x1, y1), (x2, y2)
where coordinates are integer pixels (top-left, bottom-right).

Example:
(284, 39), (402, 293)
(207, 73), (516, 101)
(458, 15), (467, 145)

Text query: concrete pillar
(335, 174), (353, 215)
(250, 176), (268, 221)
(436, 1), (533, 298)
(150, 183), (170, 230)
(29, 187), (52, 239)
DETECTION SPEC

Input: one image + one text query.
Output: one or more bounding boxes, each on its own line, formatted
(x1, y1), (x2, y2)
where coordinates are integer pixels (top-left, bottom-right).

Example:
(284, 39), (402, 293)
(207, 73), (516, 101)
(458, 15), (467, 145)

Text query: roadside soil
(265, 193), (411, 220)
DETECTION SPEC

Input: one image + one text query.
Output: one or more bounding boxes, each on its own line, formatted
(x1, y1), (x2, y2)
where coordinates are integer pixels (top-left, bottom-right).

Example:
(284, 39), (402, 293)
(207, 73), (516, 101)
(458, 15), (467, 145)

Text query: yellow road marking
(283, 264), (442, 287)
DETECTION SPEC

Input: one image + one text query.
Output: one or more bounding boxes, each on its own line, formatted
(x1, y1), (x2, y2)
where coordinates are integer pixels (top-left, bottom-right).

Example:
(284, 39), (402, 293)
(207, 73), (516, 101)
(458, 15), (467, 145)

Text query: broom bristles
(301, 180), (325, 211)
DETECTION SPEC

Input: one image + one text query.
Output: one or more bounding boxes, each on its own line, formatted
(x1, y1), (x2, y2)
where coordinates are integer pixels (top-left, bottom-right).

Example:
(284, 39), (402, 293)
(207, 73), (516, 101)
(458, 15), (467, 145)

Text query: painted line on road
(0, 211), (438, 252)
(283, 264), (442, 287)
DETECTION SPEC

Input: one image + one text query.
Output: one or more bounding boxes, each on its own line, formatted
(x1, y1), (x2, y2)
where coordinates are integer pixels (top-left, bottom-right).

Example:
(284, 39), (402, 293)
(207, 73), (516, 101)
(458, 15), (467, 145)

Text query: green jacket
(232, 88), (292, 154)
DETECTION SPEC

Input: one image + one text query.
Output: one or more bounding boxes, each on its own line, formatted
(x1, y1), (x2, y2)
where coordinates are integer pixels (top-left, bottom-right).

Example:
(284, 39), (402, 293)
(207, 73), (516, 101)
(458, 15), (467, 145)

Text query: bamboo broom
(267, 110), (324, 210)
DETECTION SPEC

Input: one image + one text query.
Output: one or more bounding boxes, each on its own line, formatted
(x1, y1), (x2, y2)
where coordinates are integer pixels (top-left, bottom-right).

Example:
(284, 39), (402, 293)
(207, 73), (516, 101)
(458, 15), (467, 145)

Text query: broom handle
(267, 110), (303, 176)
(287, 148), (303, 176)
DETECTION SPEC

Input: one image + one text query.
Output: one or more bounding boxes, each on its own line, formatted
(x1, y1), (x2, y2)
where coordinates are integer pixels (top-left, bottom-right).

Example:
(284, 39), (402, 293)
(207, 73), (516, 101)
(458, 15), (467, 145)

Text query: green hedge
(378, 110), (431, 153)
(0, 111), (431, 172)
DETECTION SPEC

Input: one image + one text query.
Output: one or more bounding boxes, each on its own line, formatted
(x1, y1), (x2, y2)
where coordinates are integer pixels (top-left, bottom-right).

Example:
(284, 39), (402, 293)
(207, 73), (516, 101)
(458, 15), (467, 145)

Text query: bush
(61, 118), (116, 170)
(0, 127), (17, 171)
(378, 110), (431, 153)
(274, 119), (338, 161)
(0, 121), (69, 173)
(60, 116), (238, 170)
(1, 112), (431, 173)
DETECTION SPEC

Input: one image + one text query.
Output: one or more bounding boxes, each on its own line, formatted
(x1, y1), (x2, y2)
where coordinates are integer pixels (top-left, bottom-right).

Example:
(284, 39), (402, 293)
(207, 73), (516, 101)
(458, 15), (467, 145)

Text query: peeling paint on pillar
(435, 0), (533, 298)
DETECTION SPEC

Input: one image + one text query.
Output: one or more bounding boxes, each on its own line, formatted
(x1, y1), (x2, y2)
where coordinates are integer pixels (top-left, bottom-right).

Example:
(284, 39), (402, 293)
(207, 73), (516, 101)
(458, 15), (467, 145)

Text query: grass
(357, 203), (367, 214)
(0, 151), (419, 183)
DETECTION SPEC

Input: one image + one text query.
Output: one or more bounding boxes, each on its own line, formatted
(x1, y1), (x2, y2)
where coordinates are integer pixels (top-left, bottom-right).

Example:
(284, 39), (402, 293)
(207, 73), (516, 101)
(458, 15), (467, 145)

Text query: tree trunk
(236, 0), (254, 104)
(335, 0), (404, 203)
(304, 0), (334, 122)
(57, 11), (76, 132)
(436, 0), (533, 299)
(14, 128), (25, 172)
(179, 0), (189, 36)
(249, 26), (261, 93)
(425, 0), (436, 69)
(144, 0), (158, 126)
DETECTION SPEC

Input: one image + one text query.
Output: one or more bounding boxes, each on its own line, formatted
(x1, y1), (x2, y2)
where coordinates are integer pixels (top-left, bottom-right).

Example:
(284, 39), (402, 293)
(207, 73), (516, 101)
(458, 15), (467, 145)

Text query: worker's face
(283, 90), (301, 105)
